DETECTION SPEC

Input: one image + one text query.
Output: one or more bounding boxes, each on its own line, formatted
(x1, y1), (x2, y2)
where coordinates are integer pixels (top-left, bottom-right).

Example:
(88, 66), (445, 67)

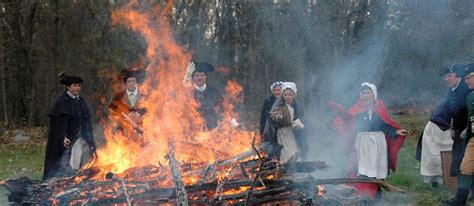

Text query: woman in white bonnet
(328, 82), (407, 197)
(260, 81), (283, 135)
(263, 82), (304, 163)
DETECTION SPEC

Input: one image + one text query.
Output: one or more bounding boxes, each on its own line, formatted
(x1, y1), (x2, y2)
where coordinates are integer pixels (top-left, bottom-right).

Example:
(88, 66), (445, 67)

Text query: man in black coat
(43, 74), (96, 180)
(184, 61), (223, 130)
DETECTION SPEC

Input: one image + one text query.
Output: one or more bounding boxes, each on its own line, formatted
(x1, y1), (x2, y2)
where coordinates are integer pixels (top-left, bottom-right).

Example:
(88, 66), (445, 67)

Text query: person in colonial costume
(443, 64), (474, 206)
(263, 82), (304, 163)
(416, 64), (468, 187)
(43, 73), (96, 180)
(109, 69), (147, 144)
(328, 82), (407, 197)
(260, 81), (283, 135)
(183, 61), (223, 130)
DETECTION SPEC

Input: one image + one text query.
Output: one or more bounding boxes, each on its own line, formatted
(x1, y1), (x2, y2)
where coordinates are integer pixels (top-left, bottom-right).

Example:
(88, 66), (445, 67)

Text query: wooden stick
(167, 141), (189, 206)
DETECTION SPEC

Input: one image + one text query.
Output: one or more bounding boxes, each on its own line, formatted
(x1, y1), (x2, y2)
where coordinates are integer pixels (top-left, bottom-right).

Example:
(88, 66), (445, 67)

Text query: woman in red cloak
(328, 82), (408, 198)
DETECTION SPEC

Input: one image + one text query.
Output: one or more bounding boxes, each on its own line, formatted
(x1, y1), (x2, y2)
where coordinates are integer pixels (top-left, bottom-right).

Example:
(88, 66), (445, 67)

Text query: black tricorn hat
(121, 69), (146, 84)
(193, 62), (215, 75)
(458, 63), (474, 78)
(439, 64), (464, 77)
(59, 72), (83, 86)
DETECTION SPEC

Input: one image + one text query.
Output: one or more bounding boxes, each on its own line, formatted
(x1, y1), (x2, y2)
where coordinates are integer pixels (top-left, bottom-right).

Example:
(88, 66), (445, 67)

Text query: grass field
(0, 113), (473, 205)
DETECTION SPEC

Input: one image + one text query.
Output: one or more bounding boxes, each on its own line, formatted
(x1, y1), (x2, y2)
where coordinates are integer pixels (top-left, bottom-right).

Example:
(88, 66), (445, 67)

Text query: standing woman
(260, 81), (283, 135)
(43, 73), (96, 180)
(328, 82), (407, 197)
(263, 82), (304, 163)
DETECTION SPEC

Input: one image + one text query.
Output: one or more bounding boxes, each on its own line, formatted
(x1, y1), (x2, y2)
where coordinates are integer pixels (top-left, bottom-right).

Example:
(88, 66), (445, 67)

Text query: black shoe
(441, 196), (467, 206)
(432, 182), (439, 188)
(442, 189), (469, 206)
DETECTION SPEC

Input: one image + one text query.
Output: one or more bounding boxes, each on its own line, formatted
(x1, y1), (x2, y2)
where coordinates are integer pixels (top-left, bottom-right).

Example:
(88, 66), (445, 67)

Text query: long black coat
(43, 92), (95, 180)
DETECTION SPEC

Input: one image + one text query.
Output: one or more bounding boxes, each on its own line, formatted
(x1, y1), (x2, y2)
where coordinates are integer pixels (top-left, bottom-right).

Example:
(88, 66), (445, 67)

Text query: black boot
(442, 188), (469, 206)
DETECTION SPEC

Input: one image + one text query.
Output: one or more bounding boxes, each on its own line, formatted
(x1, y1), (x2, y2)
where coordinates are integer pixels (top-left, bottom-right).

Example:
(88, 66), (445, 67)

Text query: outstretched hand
(396, 129), (408, 137)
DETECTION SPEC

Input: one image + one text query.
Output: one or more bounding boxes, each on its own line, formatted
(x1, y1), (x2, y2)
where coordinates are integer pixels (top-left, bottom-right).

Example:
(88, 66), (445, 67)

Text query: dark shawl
(262, 97), (304, 157)
(260, 95), (277, 135)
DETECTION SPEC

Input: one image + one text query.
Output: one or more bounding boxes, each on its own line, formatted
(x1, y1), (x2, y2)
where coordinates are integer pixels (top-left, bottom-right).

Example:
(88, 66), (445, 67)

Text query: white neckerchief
(126, 88), (138, 107)
(67, 91), (79, 99)
(451, 78), (461, 91)
(126, 88), (138, 96)
(194, 83), (207, 92)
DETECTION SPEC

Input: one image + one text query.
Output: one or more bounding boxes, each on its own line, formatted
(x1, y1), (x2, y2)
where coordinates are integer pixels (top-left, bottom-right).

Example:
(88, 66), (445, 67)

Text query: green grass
(386, 113), (455, 205)
(0, 144), (45, 180)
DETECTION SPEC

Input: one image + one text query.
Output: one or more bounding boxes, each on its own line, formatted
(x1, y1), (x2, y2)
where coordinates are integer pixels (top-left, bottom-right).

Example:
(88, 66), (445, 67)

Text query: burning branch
(167, 141), (189, 206)
(245, 134), (264, 205)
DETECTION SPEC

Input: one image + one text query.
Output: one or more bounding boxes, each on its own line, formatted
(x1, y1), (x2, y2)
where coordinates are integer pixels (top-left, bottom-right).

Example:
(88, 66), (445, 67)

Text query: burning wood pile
(1, 143), (405, 205)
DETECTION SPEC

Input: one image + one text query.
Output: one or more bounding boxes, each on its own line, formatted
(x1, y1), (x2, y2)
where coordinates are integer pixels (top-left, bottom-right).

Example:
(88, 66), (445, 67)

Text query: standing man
(443, 64), (474, 205)
(109, 69), (146, 142)
(418, 64), (469, 187)
(43, 73), (96, 180)
(184, 61), (223, 129)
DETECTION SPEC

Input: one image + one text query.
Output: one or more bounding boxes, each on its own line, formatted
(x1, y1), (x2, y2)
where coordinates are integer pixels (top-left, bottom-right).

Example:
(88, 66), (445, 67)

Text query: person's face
(67, 83), (81, 96)
(465, 75), (474, 89)
(360, 89), (375, 107)
(443, 73), (459, 88)
(272, 86), (282, 97)
(282, 89), (295, 105)
(125, 77), (137, 92)
(192, 72), (207, 87)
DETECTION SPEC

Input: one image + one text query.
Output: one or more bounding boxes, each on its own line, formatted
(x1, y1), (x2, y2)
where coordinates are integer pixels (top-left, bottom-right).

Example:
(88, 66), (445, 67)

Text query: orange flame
(91, 1), (255, 185)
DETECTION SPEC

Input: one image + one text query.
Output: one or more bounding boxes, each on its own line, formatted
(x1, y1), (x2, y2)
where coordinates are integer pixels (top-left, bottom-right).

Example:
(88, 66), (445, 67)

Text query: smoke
(279, 0), (474, 168)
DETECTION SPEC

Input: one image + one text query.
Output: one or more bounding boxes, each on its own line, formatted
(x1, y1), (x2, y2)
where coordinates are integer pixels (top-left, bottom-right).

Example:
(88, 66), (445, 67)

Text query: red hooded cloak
(328, 99), (405, 197)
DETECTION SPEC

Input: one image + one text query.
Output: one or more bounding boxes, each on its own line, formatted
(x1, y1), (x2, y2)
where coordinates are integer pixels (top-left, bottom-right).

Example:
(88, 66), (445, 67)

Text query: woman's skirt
(355, 131), (388, 179)
(277, 127), (300, 163)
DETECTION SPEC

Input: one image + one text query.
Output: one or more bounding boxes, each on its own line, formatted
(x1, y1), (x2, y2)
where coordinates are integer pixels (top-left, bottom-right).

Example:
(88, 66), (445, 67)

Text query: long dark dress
(260, 95), (277, 135)
(43, 92), (95, 180)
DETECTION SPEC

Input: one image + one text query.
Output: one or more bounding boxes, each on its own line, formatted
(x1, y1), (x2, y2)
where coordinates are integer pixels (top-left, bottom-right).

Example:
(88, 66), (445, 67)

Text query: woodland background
(1, 0), (474, 128)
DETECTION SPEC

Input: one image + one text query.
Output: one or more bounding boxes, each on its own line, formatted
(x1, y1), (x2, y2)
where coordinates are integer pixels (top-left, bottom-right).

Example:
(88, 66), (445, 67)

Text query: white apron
(355, 131), (388, 179)
(277, 104), (301, 163)
(420, 121), (453, 177)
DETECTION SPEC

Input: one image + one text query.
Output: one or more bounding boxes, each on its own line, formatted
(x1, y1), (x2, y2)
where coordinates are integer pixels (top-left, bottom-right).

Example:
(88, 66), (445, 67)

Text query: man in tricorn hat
(418, 64), (469, 187)
(43, 73), (96, 180)
(443, 64), (474, 205)
(109, 69), (146, 143)
(184, 61), (223, 129)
